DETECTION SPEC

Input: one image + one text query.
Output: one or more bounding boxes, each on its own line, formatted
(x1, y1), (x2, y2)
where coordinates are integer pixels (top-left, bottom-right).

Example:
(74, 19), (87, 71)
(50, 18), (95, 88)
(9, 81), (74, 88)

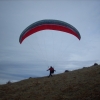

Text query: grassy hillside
(0, 65), (100, 100)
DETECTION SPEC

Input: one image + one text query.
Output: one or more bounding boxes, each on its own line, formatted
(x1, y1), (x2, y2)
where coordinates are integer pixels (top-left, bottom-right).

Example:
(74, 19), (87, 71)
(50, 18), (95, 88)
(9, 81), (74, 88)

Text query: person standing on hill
(47, 66), (56, 77)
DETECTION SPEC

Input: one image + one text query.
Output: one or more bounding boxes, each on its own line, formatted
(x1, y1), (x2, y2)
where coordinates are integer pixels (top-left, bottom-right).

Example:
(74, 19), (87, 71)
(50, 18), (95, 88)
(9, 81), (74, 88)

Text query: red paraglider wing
(19, 19), (81, 44)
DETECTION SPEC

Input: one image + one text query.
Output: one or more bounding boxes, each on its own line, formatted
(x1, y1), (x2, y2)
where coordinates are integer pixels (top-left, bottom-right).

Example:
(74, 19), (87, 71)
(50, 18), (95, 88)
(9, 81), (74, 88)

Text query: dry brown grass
(0, 65), (100, 100)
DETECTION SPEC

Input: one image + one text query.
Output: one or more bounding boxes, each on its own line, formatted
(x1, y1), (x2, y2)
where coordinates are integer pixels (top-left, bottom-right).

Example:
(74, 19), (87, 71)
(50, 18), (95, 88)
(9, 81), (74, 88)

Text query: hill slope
(0, 65), (100, 100)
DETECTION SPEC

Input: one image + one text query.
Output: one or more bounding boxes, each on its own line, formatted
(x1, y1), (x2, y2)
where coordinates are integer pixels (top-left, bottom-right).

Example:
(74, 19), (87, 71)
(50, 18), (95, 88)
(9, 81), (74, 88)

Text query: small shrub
(64, 70), (69, 73)
(7, 81), (11, 84)
(93, 63), (98, 66)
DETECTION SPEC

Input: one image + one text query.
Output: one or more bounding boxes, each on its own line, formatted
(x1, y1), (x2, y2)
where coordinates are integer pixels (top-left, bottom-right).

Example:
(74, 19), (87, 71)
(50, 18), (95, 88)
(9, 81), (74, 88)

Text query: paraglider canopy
(19, 19), (81, 44)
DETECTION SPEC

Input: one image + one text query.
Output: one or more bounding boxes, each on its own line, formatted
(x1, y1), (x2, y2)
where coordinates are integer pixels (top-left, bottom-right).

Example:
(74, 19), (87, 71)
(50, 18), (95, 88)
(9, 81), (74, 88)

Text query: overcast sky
(0, 0), (100, 84)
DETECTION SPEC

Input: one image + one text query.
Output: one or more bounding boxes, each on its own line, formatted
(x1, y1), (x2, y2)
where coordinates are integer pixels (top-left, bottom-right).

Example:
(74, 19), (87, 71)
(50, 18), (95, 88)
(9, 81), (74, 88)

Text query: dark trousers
(49, 70), (54, 77)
